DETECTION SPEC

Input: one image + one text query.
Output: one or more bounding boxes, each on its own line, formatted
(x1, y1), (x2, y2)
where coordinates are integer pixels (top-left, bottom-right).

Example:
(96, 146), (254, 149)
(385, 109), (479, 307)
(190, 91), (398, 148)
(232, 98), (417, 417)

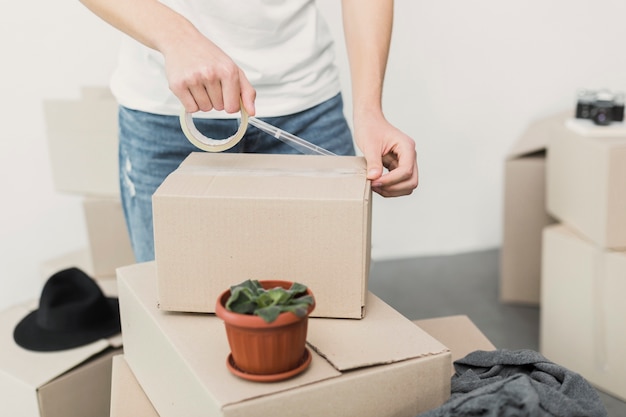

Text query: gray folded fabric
(418, 349), (607, 417)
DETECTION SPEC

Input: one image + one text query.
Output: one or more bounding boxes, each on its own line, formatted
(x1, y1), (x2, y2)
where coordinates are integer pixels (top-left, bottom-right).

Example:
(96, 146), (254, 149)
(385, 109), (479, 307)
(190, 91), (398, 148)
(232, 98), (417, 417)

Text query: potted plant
(215, 279), (315, 382)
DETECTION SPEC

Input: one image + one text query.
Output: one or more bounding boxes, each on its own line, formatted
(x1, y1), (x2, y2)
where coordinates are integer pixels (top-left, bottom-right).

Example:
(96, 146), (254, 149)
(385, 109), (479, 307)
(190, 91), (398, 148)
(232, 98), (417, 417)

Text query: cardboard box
(540, 224), (626, 401)
(110, 316), (497, 416)
(500, 112), (561, 305)
(117, 262), (451, 417)
(153, 152), (372, 318)
(0, 301), (122, 417)
(414, 315), (496, 375)
(82, 196), (135, 277)
(547, 120), (626, 249)
(43, 87), (119, 197)
(38, 196), (134, 287)
(110, 355), (159, 417)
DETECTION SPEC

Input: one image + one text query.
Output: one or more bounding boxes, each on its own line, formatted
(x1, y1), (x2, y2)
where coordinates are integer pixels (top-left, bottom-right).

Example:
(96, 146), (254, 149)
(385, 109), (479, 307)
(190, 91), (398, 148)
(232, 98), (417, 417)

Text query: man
(79, 0), (418, 261)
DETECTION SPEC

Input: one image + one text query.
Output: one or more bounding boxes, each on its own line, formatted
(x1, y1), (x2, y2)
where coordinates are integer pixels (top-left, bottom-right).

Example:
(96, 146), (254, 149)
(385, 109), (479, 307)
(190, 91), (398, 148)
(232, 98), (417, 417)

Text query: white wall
(2, 0), (626, 311)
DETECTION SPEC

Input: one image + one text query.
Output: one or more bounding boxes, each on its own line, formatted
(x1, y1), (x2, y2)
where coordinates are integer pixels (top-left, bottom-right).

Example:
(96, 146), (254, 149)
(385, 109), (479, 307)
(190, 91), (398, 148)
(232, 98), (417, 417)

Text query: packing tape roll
(180, 103), (249, 152)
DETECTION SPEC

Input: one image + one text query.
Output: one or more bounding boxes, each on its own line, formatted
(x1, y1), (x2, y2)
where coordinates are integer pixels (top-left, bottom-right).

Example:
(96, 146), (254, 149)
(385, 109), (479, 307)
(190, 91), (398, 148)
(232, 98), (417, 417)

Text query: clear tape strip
(176, 165), (365, 177)
(179, 104), (335, 156)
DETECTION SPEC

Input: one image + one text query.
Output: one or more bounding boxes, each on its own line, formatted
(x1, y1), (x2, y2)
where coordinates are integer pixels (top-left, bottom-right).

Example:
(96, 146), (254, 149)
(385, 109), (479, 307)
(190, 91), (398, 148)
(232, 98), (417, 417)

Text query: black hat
(13, 267), (121, 352)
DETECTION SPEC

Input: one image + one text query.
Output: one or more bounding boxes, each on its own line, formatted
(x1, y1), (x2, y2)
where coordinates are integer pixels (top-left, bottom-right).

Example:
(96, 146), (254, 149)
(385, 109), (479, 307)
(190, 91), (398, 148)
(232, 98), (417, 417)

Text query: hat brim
(13, 298), (121, 352)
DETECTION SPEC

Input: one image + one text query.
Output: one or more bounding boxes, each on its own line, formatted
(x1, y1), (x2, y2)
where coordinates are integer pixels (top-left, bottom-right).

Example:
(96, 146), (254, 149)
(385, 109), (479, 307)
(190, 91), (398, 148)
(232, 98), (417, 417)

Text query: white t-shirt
(110, 0), (342, 118)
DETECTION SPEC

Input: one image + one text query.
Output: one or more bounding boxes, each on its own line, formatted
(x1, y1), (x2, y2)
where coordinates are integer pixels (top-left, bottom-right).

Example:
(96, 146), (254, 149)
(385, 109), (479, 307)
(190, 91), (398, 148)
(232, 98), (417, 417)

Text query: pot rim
(215, 280), (315, 327)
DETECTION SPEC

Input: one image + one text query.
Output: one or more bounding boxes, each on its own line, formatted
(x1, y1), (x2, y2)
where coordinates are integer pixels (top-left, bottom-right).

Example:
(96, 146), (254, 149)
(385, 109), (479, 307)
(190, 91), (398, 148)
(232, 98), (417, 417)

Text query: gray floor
(368, 248), (625, 417)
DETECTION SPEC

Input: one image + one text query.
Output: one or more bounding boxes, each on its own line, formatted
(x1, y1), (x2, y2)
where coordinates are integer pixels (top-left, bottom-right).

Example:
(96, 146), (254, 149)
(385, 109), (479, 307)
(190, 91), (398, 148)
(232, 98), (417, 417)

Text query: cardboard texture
(414, 315), (496, 375)
(110, 317), (498, 417)
(0, 301), (122, 417)
(39, 248), (118, 297)
(540, 224), (626, 401)
(82, 196), (135, 277)
(547, 119), (626, 249)
(43, 87), (119, 197)
(153, 152), (372, 318)
(110, 356), (159, 417)
(117, 262), (451, 417)
(500, 112), (563, 305)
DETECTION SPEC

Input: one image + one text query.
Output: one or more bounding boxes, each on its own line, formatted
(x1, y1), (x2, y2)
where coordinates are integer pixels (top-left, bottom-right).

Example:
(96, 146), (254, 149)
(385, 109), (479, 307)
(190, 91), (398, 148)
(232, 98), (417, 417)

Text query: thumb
(239, 70), (256, 116)
(363, 151), (383, 181)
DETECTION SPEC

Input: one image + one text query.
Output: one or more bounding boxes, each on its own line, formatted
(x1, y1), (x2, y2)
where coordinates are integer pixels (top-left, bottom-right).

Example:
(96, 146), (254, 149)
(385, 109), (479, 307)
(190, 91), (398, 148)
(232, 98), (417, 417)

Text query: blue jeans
(119, 93), (355, 262)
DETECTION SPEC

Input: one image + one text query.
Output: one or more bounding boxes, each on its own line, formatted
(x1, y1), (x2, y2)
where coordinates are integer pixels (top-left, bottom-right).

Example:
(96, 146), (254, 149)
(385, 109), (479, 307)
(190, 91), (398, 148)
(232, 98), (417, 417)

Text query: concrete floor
(368, 248), (625, 417)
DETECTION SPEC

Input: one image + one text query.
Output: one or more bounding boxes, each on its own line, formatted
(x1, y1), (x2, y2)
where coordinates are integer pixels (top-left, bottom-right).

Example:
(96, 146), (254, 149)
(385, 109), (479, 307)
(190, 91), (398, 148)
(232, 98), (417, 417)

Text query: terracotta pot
(215, 280), (315, 378)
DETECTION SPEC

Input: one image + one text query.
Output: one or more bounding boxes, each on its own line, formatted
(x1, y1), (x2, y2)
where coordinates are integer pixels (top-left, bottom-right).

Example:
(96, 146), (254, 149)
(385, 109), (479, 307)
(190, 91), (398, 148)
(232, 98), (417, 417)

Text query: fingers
(370, 146), (418, 198)
(169, 60), (255, 116)
(188, 64), (237, 113)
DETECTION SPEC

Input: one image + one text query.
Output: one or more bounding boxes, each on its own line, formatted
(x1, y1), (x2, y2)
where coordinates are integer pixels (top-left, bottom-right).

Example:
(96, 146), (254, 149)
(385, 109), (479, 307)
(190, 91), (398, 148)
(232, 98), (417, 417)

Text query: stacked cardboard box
(112, 152), (496, 416)
(0, 87), (132, 417)
(43, 86), (120, 198)
(499, 112), (563, 305)
(152, 152), (371, 318)
(540, 117), (626, 401)
(110, 306), (496, 417)
(41, 86), (135, 286)
(0, 300), (122, 417)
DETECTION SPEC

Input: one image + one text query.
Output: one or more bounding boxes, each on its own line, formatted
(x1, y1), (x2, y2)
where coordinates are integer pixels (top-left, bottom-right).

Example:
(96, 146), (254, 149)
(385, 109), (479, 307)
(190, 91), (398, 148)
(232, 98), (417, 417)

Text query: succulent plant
(225, 279), (314, 323)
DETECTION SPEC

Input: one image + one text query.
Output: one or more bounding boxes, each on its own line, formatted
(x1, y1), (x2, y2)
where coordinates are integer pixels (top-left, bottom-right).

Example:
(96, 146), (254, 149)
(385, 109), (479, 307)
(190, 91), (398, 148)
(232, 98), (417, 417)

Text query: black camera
(575, 89), (625, 126)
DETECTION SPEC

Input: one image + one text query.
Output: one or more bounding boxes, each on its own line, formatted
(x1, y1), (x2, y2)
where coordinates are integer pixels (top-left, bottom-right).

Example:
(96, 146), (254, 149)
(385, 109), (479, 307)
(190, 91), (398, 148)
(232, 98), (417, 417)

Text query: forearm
(78, 0), (202, 55)
(341, 0), (393, 118)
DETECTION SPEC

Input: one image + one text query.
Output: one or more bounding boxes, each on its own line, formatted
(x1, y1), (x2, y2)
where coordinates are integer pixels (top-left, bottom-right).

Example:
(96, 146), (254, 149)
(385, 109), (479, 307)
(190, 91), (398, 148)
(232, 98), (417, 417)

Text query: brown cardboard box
(38, 196), (134, 287)
(110, 316), (497, 416)
(414, 315), (496, 375)
(540, 224), (626, 401)
(110, 356), (159, 417)
(0, 301), (122, 417)
(82, 197), (135, 277)
(547, 119), (626, 249)
(153, 152), (372, 318)
(117, 262), (451, 417)
(500, 112), (562, 305)
(43, 87), (119, 197)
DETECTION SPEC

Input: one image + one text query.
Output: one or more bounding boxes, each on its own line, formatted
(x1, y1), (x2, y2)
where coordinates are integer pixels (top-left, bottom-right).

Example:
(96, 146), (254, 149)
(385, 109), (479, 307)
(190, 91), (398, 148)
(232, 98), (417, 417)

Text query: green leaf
(255, 305), (281, 323)
(267, 287), (291, 305)
(293, 294), (314, 306)
(226, 286), (256, 313)
(289, 282), (307, 295)
(255, 291), (275, 308)
(223, 280), (312, 323)
(231, 279), (261, 296)
(281, 304), (309, 318)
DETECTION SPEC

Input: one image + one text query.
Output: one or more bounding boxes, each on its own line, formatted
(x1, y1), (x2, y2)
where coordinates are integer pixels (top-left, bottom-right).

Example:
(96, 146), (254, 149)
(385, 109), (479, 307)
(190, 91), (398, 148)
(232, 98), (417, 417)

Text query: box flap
(414, 315), (495, 374)
(307, 294), (449, 371)
(507, 111), (571, 159)
(156, 152), (368, 200)
(0, 303), (113, 388)
(118, 262), (342, 409)
(38, 347), (122, 417)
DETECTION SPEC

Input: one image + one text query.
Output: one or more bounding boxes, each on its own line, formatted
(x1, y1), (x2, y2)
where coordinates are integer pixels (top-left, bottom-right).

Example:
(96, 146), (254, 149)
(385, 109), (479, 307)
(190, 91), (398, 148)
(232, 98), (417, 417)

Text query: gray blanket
(418, 349), (607, 417)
